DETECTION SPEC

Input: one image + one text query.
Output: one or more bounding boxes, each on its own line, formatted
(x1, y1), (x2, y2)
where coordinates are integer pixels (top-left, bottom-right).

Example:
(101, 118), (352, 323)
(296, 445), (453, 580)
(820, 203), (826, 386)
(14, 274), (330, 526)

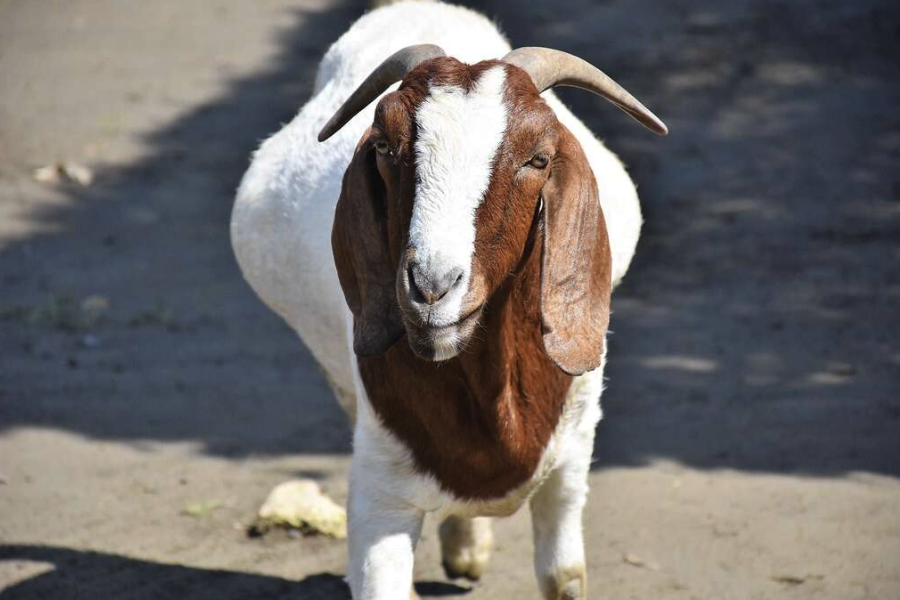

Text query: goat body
(232, 3), (652, 599)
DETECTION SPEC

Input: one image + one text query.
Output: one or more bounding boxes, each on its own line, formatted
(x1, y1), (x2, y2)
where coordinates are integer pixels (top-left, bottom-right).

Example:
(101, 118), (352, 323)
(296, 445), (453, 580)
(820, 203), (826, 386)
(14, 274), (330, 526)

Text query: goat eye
(374, 140), (390, 155)
(529, 154), (549, 169)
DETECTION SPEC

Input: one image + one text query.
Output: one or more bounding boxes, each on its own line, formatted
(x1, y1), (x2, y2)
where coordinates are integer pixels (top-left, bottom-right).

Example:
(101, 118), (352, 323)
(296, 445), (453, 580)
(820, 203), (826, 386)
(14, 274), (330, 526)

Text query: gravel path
(1, 0), (898, 598)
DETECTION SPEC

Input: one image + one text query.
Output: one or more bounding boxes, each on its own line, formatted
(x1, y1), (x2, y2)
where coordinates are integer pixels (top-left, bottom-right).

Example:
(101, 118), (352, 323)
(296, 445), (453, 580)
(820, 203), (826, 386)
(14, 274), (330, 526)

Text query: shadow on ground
(1, 0), (898, 473)
(0, 0), (364, 458)
(464, 0), (900, 476)
(0, 545), (469, 599)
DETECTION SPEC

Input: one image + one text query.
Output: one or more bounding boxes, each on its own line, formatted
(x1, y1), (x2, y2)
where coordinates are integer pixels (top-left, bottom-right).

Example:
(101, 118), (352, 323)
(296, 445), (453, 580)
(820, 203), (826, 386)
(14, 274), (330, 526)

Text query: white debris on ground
(32, 162), (94, 186)
(250, 479), (347, 539)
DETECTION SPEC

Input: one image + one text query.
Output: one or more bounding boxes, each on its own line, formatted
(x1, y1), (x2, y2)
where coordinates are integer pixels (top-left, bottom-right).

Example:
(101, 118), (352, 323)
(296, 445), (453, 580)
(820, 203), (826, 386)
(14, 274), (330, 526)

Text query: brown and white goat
(231, 4), (666, 599)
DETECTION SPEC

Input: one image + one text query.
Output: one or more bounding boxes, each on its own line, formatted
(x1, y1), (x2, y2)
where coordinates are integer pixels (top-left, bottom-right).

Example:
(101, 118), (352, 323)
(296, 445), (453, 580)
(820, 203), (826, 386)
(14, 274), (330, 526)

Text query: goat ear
(332, 129), (404, 356)
(539, 128), (612, 375)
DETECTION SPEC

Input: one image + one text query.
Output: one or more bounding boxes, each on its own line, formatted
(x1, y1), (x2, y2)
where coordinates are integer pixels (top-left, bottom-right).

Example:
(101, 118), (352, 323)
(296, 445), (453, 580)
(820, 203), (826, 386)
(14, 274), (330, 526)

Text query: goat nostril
(447, 268), (465, 298)
(409, 263), (441, 306)
(408, 264), (426, 303)
(409, 263), (463, 306)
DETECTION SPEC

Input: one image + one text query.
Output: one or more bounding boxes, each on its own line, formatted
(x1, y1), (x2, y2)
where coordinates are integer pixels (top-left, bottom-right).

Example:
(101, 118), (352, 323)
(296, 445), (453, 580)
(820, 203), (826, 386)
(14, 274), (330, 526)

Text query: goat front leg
(529, 457), (591, 600)
(439, 515), (493, 580)
(346, 471), (424, 600)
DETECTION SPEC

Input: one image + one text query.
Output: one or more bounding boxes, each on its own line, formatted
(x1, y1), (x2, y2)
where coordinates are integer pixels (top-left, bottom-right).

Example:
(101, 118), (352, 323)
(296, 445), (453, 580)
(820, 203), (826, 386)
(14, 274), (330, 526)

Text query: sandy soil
(1, 0), (899, 598)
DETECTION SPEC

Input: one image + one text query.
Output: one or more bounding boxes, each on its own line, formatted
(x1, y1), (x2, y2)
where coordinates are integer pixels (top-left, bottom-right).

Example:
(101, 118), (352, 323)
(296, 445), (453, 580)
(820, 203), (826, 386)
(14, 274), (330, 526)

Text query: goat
(231, 2), (666, 599)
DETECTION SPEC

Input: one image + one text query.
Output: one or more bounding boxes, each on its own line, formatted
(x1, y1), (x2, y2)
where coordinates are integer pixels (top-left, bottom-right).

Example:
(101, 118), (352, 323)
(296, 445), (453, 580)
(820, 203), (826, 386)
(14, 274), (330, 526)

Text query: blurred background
(0, 0), (898, 598)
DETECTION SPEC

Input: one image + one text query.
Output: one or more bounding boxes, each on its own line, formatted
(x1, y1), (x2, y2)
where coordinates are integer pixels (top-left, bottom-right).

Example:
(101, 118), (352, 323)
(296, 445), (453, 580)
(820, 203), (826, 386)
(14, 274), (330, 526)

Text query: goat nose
(409, 262), (464, 306)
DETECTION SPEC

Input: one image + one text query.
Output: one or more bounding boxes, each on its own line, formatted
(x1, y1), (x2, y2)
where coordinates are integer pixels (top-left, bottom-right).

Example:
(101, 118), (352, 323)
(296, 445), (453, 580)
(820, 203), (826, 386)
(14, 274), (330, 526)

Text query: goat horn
(318, 44), (446, 142)
(503, 47), (668, 136)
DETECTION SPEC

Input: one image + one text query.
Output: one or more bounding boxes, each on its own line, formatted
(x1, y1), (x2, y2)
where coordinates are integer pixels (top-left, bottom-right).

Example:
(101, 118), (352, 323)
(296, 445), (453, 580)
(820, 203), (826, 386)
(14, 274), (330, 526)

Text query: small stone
(81, 334), (101, 348)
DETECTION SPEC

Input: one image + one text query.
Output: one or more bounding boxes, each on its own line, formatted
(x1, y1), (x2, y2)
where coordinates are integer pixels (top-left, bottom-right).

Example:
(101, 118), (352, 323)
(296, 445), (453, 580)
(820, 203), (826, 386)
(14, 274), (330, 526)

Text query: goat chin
(404, 315), (480, 362)
(423, 333), (462, 362)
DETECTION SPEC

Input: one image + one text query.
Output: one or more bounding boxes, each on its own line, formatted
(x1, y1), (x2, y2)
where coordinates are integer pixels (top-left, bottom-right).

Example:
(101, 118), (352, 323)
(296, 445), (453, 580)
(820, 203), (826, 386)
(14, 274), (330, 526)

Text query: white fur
(231, 2), (641, 598)
(410, 66), (508, 339)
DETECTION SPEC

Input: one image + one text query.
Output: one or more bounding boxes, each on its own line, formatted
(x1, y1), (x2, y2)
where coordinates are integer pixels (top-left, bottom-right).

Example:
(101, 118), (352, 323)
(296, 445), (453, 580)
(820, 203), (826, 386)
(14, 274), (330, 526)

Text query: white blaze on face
(410, 65), (508, 329)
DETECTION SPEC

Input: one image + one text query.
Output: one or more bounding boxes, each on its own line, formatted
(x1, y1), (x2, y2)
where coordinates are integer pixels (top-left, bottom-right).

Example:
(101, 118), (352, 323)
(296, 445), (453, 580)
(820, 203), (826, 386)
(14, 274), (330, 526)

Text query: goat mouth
(429, 304), (483, 332)
(405, 304), (484, 361)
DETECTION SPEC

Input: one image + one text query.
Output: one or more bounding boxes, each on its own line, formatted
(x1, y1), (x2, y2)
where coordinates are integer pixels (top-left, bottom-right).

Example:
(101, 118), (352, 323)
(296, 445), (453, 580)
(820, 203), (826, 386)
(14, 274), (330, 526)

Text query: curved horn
(503, 47), (668, 136)
(318, 44), (446, 142)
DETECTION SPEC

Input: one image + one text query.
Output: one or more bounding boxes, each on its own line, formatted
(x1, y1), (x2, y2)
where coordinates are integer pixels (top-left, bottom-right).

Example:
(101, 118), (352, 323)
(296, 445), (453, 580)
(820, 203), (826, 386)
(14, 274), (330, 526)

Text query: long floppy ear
(332, 129), (404, 356)
(539, 128), (613, 375)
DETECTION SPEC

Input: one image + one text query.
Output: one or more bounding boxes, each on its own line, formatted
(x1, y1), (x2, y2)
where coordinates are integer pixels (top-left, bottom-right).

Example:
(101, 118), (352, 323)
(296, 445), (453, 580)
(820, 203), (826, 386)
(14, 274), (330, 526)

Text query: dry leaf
(80, 295), (109, 319)
(623, 552), (660, 571)
(33, 164), (62, 183)
(33, 162), (94, 186)
(771, 573), (824, 586)
(181, 500), (223, 518)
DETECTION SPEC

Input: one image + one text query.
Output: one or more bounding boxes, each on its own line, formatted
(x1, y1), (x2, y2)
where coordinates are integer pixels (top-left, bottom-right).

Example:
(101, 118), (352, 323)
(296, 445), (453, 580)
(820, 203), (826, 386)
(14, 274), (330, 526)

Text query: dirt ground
(1, 0), (899, 598)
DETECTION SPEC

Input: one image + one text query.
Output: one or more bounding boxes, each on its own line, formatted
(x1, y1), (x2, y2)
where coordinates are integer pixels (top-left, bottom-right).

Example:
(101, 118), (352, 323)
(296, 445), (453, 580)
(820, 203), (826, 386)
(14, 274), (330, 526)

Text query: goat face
(382, 59), (561, 361)
(329, 50), (665, 373)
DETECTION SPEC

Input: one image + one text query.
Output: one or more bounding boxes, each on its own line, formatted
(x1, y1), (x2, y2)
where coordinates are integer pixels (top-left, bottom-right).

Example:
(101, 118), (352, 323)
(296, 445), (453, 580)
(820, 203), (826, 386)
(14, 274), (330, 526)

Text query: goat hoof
(439, 516), (492, 581)
(442, 555), (488, 581)
(541, 566), (586, 600)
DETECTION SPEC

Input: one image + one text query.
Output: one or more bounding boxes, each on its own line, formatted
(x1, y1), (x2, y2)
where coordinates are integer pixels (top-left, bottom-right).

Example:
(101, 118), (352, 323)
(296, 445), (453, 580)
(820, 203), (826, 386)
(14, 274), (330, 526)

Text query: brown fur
(332, 58), (611, 499)
(332, 132), (405, 356)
